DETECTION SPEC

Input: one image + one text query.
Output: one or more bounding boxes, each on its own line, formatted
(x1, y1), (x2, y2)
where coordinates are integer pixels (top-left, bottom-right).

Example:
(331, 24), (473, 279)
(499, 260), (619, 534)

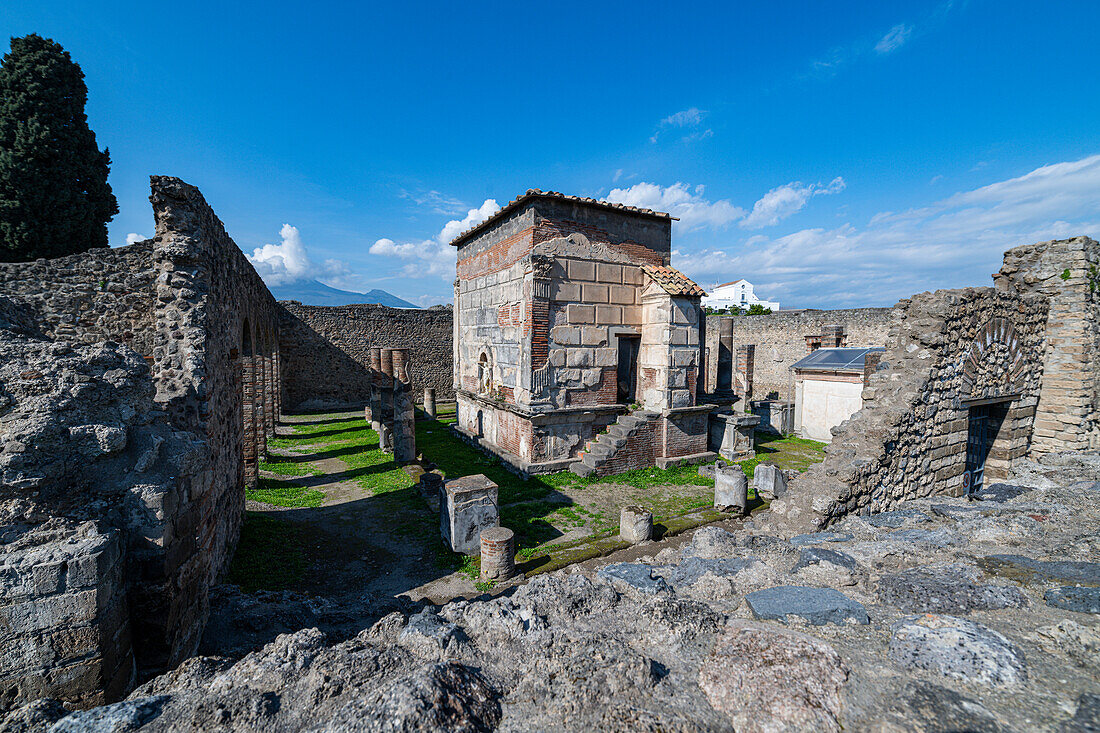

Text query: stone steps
(570, 410), (657, 477)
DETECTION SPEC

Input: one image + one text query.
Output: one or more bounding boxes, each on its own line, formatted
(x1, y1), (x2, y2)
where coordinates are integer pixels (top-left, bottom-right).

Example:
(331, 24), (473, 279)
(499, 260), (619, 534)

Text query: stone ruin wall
(278, 303), (454, 412)
(771, 285), (1050, 532)
(705, 307), (896, 400)
(0, 176), (282, 709)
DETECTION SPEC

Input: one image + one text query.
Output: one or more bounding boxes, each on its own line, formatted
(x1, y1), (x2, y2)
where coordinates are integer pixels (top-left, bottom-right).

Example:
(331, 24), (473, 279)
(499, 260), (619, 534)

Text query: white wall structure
(702, 279), (779, 312)
(791, 347), (884, 442)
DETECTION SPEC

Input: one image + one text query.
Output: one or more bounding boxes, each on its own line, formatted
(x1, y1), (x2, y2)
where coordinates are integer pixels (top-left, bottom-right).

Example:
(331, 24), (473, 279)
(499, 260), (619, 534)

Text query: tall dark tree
(0, 34), (117, 261)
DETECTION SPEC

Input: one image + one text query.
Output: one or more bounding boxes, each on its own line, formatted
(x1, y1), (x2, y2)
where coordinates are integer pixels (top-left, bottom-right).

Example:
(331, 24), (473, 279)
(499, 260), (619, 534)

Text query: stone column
(264, 346), (276, 436)
(241, 349), (258, 489)
(479, 527), (516, 581)
(620, 505), (653, 543)
(368, 347), (382, 432)
(717, 317), (735, 393)
(254, 347), (268, 459)
(273, 347), (281, 424)
(736, 344), (755, 401)
(714, 462), (748, 514)
(379, 348), (394, 453)
(392, 348), (416, 463)
(441, 474), (499, 555)
(424, 387), (437, 418)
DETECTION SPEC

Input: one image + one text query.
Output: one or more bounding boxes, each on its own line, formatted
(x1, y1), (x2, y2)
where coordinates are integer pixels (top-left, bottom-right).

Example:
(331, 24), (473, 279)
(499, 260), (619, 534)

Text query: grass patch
(738, 433), (826, 478)
(247, 478), (326, 508)
(228, 512), (309, 592)
(260, 454), (322, 477)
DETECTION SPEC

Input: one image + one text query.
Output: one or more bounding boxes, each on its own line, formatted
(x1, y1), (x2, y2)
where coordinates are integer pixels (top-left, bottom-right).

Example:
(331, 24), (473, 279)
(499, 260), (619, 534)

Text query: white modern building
(791, 347), (884, 442)
(702, 279), (779, 312)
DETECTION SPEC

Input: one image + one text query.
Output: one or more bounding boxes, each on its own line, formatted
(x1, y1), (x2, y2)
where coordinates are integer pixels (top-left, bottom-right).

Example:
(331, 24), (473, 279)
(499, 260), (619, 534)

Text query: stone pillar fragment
(424, 387), (437, 418)
(379, 348), (395, 453)
(754, 464), (787, 500)
(441, 474), (499, 555)
(620, 505), (653, 543)
(736, 344), (755, 401)
(368, 347), (382, 432)
(714, 461), (748, 514)
(391, 348), (416, 462)
(480, 527), (516, 581)
(717, 317), (735, 393)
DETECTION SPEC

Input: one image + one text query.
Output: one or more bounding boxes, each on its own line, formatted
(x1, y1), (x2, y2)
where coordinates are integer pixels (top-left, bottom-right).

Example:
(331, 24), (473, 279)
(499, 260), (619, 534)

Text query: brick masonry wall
(770, 286), (1049, 532)
(704, 308), (896, 400)
(279, 303), (453, 411)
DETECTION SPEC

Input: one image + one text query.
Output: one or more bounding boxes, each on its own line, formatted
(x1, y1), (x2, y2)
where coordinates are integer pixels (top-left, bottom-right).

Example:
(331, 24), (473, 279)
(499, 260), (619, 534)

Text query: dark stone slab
(789, 531), (853, 547)
(660, 557), (754, 587)
(980, 555), (1100, 586)
(1044, 586), (1100, 614)
(975, 483), (1031, 502)
(930, 503), (1001, 520)
(745, 586), (869, 626)
(889, 528), (964, 547)
(877, 564), (1028, 614)
(866, 508), (930, 528)
(900, 681), (1008, 733)
(597, 563), (669, 595)
(792, 547), (857, 574)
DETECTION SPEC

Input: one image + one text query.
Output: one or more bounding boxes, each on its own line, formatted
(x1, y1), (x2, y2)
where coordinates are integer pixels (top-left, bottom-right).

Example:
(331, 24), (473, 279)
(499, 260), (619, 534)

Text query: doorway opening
(617, 335), (640, 405)
(965, 401), (1010, 496)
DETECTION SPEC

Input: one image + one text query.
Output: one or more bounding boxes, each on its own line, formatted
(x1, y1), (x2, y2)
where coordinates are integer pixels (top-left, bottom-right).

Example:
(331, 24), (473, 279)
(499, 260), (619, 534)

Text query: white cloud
(674, 154), (1100, 308)
(247, 224), (350, 286)
(605, 182), (745, 230)
(650, 107), (708, 143)
(740, 177), (846, 229)
(875, 23), (912, 53)
(399, 188), (467, 215)
(369, 198), (501, 280)
(125, 232), (148, 245)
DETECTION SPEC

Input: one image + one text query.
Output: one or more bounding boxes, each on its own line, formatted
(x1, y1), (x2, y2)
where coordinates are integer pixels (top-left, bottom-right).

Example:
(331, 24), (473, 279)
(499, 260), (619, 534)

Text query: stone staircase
(570, 409), (659, 477)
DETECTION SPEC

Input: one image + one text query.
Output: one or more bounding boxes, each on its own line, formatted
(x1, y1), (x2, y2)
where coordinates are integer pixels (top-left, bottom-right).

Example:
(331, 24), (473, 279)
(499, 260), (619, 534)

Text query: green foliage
(260, 454), (322, 477)
(246, 479), (325, 508)
(1061, 268), (1072, 281)
(745, 304), (772, 315)
(0, 35), (117, 261)
(228, 513), (308, 592)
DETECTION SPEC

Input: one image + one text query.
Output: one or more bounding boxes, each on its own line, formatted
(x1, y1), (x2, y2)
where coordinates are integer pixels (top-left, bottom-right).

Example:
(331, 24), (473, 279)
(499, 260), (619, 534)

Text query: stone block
(714, 462), (748, 514)
(754, 464), (787, 499)
(551, 281), (581, 302)
(549, 349), (567, 367)
(622, 306), (642, 325)
(596, 305), (622, 325)
(582, 284), (609, 303)
(594, 348), (617, 367)
(620, 506), (653, 544)
(580, 327), (607, 346)
(567, 259), (595, 281)
(441, 475), (499, 555)
(596, 263), (623, 284)
(622, 266), (643, 285)
(566, 304), (595, 324)
(566, 349), (593, 367)
(550, 326), (580, 346)
(609, 285), (634, 305)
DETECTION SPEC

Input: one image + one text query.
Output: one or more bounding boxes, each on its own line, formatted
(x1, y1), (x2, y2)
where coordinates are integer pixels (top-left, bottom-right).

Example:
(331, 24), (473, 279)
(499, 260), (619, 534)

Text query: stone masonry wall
(995, 236), (1100, 454)
(278, 303), (453, 411)
(705, 308), (896, 400)
(769, 286), (1049, 532)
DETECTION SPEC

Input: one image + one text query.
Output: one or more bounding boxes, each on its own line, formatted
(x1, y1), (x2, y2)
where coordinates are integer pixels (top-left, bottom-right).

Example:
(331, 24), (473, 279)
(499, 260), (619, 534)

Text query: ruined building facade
(451, 190), (714, 475)
(0, 177), (282, 707)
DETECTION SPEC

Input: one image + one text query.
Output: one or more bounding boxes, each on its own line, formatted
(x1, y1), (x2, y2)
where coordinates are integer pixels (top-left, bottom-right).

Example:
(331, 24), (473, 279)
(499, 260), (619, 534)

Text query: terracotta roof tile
(449, 189), (678, 247)
(641, 264), (707, 298)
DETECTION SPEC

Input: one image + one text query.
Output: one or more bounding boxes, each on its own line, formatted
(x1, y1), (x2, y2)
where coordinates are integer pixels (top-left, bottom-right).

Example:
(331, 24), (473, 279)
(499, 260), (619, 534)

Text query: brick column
(379, 348), (395, 453)
(272, 347), (281, 424)
(823, 324), (847, 347)
(263, 346), (275, 436)
(717, 317), (735, 393)
(736, 344), (755, 401)
(368, 347), (382, 432)
(241, 350), (258, 488)
(479, 527), (516, 581)
(863, 352), (883, 388)
(392, 348), (416, 462)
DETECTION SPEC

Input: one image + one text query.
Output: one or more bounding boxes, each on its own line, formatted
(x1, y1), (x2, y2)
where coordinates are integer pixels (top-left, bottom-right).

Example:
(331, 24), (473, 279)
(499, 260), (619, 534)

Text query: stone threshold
(656, 450), (718, 469)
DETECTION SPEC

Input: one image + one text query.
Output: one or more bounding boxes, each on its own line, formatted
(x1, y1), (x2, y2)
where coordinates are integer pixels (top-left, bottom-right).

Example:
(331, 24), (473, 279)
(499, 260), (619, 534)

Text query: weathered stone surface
(713, 463), (748, 513)
(894, 681), (1008, 733)
(888, 527), (963, 547)
(658, 557), (755, 588)
(440, 475), (499, 555)
(788, 531), (853, 546)
(1044, 586), (1100, 614)
(754, 464), (787, 500)
(745, 586), (869, 625)
(980, 555), (1100, 586)
(975, 482), (1032, 502)
(1060, 693), (1100, 733)
(889, 614), (1027, 687)
(877, 563), (1029, 614)
(596, 563), (668, 595)
(698, 621), (848, 733)
(865, 508), (930, 528)
(49, 696), (168, 733)
(619, 505), (653, 544)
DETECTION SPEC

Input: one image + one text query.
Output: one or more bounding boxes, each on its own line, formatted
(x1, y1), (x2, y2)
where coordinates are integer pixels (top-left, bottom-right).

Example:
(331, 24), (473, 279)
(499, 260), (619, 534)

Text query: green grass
(737, 433), (826, 478)
(246, 478), (326, 508)
(259, 454), (322, 477)
(228, 512), (309, 592)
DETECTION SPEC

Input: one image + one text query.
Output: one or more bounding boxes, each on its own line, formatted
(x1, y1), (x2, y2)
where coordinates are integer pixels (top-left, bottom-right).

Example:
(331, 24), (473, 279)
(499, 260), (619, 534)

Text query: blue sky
(3, 0), (1099, 307)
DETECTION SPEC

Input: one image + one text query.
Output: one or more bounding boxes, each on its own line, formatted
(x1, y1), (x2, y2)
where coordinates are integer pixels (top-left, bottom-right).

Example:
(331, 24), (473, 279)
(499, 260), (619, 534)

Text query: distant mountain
(269, 279), (418, 308)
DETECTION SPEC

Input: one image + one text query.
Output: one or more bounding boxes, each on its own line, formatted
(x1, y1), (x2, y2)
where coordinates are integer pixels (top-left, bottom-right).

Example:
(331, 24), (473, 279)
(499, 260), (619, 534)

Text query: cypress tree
(0, 34), (118, 261)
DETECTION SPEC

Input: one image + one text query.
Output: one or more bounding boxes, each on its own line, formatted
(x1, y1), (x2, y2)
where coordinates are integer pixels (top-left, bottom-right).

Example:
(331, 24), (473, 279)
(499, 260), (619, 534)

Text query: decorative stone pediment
(958, 317), (1025, 402)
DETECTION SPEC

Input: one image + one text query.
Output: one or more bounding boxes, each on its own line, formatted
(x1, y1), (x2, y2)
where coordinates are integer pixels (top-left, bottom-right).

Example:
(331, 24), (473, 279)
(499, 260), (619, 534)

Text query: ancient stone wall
(278, 303), (453, 411)
(0, 242), (157, 354)
(995, 236), (1100, 453)
(705, 308), (896, 400)
(0, 176), (283, 709)
(770, 286), (1049, 531)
